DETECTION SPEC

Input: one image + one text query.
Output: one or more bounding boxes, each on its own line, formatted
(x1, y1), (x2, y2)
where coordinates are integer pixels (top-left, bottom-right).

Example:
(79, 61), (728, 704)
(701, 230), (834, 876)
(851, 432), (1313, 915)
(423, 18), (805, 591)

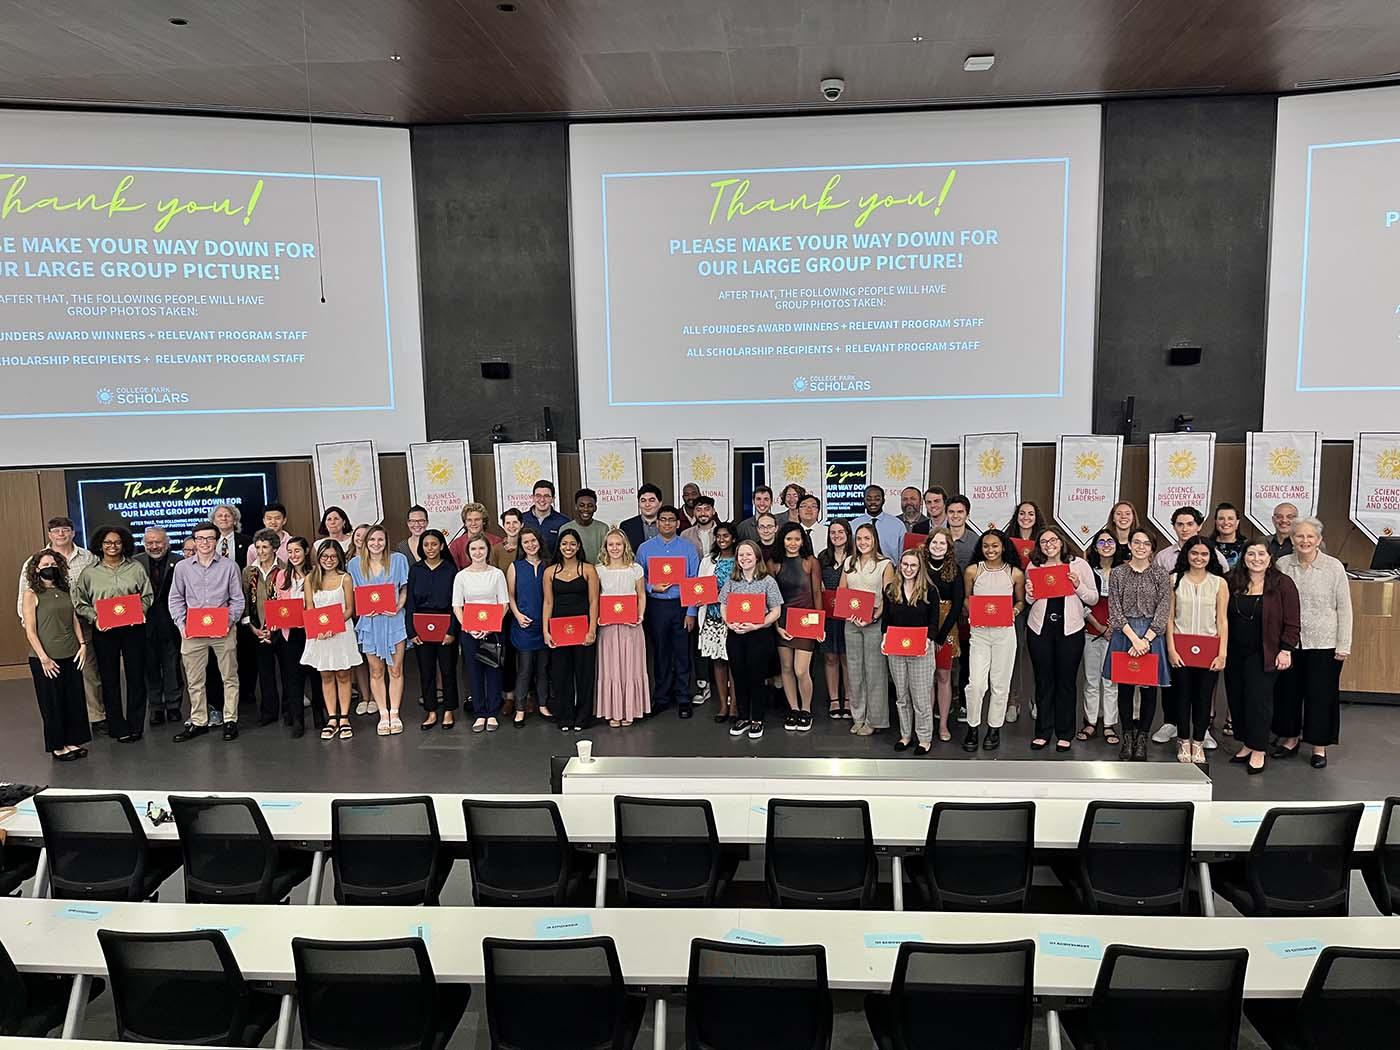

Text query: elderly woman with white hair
(1272, 517), (1352, 768)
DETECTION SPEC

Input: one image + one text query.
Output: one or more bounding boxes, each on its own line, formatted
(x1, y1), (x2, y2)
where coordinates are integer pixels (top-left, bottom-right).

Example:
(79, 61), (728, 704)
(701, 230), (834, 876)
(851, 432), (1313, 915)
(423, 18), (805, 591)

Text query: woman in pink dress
(594, 528), (649, 726)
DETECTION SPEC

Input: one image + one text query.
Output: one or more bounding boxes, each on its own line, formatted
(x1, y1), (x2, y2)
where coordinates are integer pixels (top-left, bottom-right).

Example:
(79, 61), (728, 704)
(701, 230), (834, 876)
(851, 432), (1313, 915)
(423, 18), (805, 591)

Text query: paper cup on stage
(576, 740), (594, 763)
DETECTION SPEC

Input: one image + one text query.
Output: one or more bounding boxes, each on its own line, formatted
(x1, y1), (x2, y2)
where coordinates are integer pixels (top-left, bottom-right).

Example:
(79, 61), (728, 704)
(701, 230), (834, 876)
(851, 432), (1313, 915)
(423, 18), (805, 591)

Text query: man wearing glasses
(636, 506), (701, 718)
(169, 521), (245, 742)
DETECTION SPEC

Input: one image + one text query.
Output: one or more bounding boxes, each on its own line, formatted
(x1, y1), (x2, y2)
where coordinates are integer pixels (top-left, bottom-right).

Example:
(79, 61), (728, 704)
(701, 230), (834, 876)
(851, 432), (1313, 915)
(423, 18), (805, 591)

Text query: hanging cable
(300, 0), (327, 302)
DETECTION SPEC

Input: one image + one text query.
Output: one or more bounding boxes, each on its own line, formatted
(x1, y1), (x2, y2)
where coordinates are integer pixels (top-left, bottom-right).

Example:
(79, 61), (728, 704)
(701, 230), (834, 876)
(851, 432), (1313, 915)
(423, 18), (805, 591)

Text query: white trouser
(966, 625), (1016, 728)
(1080, 632), (1118, 726)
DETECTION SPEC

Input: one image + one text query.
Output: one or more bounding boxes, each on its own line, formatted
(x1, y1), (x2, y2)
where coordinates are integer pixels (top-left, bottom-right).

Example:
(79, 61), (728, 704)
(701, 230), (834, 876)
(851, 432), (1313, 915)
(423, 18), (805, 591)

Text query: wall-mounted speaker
(480, 360), (511, 380)
(1168, 344), (1203, 367)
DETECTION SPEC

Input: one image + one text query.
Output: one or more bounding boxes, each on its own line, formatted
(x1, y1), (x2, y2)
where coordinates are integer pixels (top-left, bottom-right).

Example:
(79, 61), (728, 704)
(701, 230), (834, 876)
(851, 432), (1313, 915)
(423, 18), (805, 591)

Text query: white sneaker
(354, 700), (368, 716)
(1005, 705), (1019, 723)
(1151, 722), (1178, 744)
(1203, 729), (1218, 750)
(693, 681), (710, 705)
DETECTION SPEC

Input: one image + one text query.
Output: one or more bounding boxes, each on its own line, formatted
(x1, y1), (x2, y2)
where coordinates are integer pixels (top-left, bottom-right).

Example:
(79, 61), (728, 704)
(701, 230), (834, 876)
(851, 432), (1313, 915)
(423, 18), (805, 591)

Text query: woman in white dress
(300, 541), (360, 739)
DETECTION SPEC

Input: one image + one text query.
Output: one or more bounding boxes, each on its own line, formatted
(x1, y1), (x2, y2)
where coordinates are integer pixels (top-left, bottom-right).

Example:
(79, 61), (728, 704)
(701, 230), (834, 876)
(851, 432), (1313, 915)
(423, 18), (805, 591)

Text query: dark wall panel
(413, 123), (578, 447)
(1094, 97), (1276, 441)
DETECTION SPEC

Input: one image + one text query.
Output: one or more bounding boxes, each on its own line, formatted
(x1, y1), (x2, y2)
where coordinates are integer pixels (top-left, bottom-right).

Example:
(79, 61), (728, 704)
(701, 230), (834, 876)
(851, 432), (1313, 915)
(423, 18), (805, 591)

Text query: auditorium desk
(1341, 577), (1400, 696)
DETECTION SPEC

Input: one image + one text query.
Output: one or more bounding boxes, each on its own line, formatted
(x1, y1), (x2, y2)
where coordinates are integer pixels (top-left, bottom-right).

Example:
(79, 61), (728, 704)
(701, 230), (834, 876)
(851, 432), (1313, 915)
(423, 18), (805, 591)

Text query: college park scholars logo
(611, 600), (625, 615)
(331, 455), (362, 487)
(689, 453), (718, 483)
(200, 614), (215, 628)
(977, 447), (1005, 479)
(112, 602), (126, 616)
(739, 599), (753, 614)
(1074, 450), (1104, 481)
(883, 451), (912, 482)
(425, 456), (454, 484)
(1268, 446), (1302, 478)
(1168, 449), (1197, 480)
(317, 612), (331, 627)
(900, 636), (913, 650)
(597, 452), (627, 482)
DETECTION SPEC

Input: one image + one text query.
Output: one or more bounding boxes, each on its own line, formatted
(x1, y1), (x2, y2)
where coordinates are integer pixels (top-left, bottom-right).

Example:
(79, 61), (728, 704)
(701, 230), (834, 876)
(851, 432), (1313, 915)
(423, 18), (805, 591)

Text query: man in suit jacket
(619, 483), (664, 553)
(135, 526), (183, 726)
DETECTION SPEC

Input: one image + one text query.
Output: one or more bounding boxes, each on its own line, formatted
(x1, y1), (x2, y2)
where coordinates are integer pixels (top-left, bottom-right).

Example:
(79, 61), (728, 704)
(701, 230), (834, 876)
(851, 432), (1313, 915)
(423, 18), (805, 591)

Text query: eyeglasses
(1129, 538), (1153, 547)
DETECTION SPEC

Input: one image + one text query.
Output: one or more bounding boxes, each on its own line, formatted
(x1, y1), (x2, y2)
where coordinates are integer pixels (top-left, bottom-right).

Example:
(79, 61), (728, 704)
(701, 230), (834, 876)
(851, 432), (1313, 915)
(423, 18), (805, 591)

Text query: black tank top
(552, 571), (590, 618)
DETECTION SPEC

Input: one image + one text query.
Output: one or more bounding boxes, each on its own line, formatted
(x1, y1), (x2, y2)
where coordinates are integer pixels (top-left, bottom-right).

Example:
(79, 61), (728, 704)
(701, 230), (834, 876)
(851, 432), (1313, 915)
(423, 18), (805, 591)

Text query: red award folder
(1028, 565), (1075, 599)
(831, 587), (875, 621)
(265, 598), (303, 630)
(413, 613), (452, 641)
(969, 594), (1013, 628)
(461, 603), (505, 632)
(186, 606), (229, 638)
(95, 594), (144, 630)
(882, 625), (929, 657)
(549, 615), (589, 646)
(1111, 651), (1160, 686)
(1010, 538), (1037, 563)
(680, 575), (718, 607)
(305, 604), (347, 637)
(1086, 597), (1110, 636)
(647, 556), (687, 587)
(1175, 634), (1220, 669)
(726, 592), (766, 626)
(599, 594), (639, 626)
(354, 583), (397, 615)
(785, 607), (826, 640)
(935, 639), (954, 670)
(821, 589), (838, 619)
(902, 532), (925, 552)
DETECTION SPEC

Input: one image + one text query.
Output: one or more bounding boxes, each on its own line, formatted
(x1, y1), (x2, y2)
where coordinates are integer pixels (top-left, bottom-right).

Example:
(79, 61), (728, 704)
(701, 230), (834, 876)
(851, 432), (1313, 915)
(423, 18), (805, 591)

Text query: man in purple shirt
(169, 520), (246, 741)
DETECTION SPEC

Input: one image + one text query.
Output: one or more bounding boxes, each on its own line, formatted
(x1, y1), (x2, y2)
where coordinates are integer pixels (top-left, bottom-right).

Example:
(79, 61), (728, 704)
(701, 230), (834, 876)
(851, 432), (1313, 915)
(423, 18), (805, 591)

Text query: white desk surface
(0, 789), (1383, 857)
(0, 897), (1395, 999)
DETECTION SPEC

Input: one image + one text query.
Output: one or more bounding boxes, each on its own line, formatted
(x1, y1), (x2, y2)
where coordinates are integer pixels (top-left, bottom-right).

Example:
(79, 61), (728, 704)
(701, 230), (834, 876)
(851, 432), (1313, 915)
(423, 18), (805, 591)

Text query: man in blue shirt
(526, 479), (570, 553)
(850, 484), (906, 562)
(636, 505), (701, 718)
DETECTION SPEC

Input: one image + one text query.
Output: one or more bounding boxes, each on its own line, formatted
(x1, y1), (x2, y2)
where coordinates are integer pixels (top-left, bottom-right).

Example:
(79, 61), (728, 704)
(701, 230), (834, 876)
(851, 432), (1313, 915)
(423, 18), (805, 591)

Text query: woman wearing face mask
(1105, 528), (1172, 761)
(271, 537), (324, 738)
(883, 552), (941, 754)
(1225, 541), (1300, 774)
(22, 550), (90, 760)
(595, 528), (648, 728)
(720, 539), (784, 739)
(1273, 518), (1352, 768)
(962, 530), (1025, 752)
(405, 529), (459, 731)
(348, 525), (410, 736)
(839, 523), (895, 737)
(922, 529), (964, 743)
(1079, 529), (1125, 748)
(1025, 526), (1098, 753)
(770, 522), (824, 732)
(1166, 536), (1229, 764)
(698, 523), (739, 724)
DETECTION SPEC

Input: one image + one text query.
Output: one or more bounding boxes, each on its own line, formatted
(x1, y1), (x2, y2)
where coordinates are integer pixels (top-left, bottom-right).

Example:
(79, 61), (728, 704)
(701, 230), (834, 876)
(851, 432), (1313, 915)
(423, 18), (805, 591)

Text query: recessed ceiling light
(496, 2), (517, 11)
(911, 35), (924, 42)
(963, 54), (995, 72)
(389, 53), (402, 62)
(168, 17), (189, 26)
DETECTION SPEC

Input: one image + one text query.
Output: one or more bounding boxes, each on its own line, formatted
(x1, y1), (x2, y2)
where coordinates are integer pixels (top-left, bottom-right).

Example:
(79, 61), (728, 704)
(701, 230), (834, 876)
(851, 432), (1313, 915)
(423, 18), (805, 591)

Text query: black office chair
(549, 755), (570, 794)
(686, 938), (831, 1050)
(170, 795), (314, 903)
(292, 936), (470, 1050)
(864, 939), (1035, 1050)
(0, 936), (103, 1037)
(1363, 797), (1400, 915)
(1057, 945), (1248, 1050)
(1244, 946), (1400, 1050)
(330, 796), (452, 906)
(98, 929), (281, 1046)
(1212, 804), (1364, 917)
(614, 795), (735, 905)
(33, 793), (182, 901)
(0, 842), (40, 898)
(908, 802), (1034, 911)
(764, 798), (877, 909)
(1071, 801), (1194, 914)
(462, 799), (582, 906)
(483, 936), (646, 1049)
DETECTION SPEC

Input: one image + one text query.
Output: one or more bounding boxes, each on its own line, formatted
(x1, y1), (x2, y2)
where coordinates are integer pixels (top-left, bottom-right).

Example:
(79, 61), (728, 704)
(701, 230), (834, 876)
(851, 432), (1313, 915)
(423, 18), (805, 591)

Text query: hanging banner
(867, 437), (929, 508)
(960, 432), (1022, 532)
(494, 441), (559, 514)
(1054, 435), (1124, 548)
(766, 439), (827, 509)
(1146, 432), (1217, 536)
(1350, 432), (1400, 543)
(1244, 431), (1321, 535)
(313, 440), (382, 526)
(580, 437), (642, 526)
(674, 439), (732, 520)
(407, 441), (473, 537)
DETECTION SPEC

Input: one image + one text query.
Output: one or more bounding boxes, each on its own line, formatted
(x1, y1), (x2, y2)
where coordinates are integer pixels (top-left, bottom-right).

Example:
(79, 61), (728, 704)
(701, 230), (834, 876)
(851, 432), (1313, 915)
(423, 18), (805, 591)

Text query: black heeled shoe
(1229, 750), (1249, 764)
(1247, 757), (1267, 775)
(1271, 742), (1300, 759)
(893, 739), (911, 752)
(1310, 753), (1328, 769)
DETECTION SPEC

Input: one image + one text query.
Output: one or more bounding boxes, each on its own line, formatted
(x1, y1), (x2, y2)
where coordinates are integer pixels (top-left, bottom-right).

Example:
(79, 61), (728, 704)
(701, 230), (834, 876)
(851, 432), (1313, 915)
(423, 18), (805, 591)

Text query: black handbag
(474, 635), (504, 668)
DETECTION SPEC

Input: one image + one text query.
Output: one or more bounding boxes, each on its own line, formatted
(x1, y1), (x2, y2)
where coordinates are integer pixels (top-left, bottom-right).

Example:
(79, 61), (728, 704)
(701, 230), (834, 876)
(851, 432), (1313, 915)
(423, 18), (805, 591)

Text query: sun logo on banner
(1268, 446), (1302, 478)
(1168, 450), (1196, 480)
(884, 452), (912, 482)
(331, 456), (361, 487)
(1377, 448), (1400, 481)
(1074, 451), (1104, 480)
(977, 448), (1005, 478)
(597, 452), (627, 481)
(782, 455), (809, 483)
(690, 453), (717, 483)
(426, 457), (454, 484)
(511, 457), (541, 486)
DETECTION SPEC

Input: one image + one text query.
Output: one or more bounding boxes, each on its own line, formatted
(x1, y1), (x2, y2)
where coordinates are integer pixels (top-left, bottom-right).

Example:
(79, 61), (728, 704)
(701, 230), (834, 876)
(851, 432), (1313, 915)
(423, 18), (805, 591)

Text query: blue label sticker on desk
(725, 929), (784, 946)
(864, 933), (925, 949)
(1039, 934), (1102, 959)
(1266, 939), (1324, 959)
(535, 915), (592, 939)
(258, 800), (302, 810)
(1226, 816), (1263, 826)
(408, 923), (430, 946)
(56, 904), (112, 922)
(16, 802), (36, 815)
(751, 805), (767, 815)
(197, 925), (243, 939)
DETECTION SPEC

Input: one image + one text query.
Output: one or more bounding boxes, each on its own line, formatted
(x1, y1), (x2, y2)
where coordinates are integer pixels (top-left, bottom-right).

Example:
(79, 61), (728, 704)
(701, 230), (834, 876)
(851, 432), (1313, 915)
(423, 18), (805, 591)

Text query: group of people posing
(19, 479), (1351, 774)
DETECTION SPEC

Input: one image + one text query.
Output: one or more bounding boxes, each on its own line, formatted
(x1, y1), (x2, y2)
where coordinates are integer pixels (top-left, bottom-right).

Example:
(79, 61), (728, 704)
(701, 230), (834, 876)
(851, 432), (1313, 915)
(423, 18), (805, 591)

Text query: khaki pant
(181, 627), (239, 726)
(79, 620), (104, 722)
(967, 625), (1017, 728)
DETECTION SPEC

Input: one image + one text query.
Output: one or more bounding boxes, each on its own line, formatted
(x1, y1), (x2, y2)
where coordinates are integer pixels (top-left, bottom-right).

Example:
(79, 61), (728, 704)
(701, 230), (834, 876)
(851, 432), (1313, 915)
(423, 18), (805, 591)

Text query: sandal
(1076, 723), (1098, 741)
(621, 719), (633, 727)
(609, 719), (621, 728)
(338, 720), (353, 739)
(828, 703), (842, 719)
(939, 727), (951, 742)
(389, 716), (404, 735)
(1104, 727), (1120, 746)
(321, 717), (339, 740)
(1221, 719), (1234, 737)
(376, 719), (391, 736)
